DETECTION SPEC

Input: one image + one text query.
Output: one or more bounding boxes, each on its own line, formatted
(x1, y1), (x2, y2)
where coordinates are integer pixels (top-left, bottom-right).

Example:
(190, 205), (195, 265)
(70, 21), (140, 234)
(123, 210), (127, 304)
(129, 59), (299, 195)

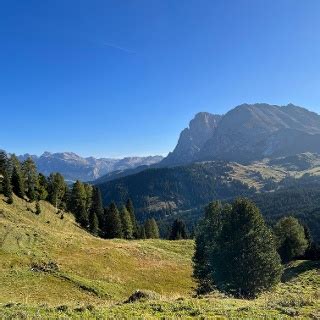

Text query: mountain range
(96, 103), (320, 240)
(17, 152), (163, 182)
(162, 103), (320, 165)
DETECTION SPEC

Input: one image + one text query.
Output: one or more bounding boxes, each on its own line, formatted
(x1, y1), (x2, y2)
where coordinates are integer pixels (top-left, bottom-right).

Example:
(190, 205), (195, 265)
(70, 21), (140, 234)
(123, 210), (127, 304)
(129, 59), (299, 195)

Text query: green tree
(11, 155), (25, 198)
(274, 216), (308, 263)
(0, 151), (7, 176)
(88, 210), (99, 235)
(144, 218), (160, 239)
(22, 157), (38, 201)
(90, 187), (104, 230)
(126, 199), (138, 238)
(120, 205), (133, 239)
(193, 201), (228, 294)
(104, 202), (123, 238)
(3, 165), (13, 204)
(47, 173), (67, 209)
(138, 225), (146, 239)
(37, 173), (48, 200)
(212, 198), (282, 298)
(169, 219), (188, 240)
(70, 180), (88, 228)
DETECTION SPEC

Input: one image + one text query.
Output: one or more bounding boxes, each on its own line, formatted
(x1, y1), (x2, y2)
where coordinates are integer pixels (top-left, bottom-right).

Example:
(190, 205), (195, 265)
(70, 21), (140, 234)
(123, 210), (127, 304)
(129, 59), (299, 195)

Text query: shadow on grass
(281, 260), (320, 283)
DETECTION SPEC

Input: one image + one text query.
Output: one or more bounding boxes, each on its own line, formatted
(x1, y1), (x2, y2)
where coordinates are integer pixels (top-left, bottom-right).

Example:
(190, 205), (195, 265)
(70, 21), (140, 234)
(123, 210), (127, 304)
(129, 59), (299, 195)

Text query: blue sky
(1, 0), (320, 158)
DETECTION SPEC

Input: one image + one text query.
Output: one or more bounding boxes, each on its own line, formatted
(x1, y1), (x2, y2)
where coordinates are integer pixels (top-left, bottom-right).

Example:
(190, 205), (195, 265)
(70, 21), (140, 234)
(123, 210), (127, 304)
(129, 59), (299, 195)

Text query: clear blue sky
(1, 0), (320, 158)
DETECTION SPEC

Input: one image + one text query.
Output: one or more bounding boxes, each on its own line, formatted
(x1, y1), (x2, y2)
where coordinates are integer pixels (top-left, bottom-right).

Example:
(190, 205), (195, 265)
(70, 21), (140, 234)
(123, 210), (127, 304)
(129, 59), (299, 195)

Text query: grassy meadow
(0, 195), (319, 319)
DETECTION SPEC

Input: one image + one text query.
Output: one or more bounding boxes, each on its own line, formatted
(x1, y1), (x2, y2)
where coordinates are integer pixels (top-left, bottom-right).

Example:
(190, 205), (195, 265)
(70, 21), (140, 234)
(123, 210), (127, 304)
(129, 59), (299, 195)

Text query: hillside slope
(0, 195), (194, 306)
(0, 196), (319, 318)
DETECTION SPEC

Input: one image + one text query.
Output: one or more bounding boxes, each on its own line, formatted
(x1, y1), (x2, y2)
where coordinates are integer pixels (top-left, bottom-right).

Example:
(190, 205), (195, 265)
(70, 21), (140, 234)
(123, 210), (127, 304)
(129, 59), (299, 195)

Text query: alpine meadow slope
(0, 195), (319, 319)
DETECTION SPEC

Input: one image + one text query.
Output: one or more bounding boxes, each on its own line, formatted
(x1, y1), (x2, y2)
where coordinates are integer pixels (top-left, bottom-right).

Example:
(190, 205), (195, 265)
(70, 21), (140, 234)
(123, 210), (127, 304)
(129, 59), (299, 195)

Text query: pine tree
(274, 216), (308, 263)
(144, 218), (160, 239)
(104, 202), (123, 238)
(90, 187), (104, 230)
(138, 225), (146, 239)
(70, 180), (88, 228)
(89, 210), (99, 235)
(126, 199), (138, 238)
(47, 173), (66, 209)
(22, 157), (38, 201)
(11, 156), (25, 198)
(37, 173), (48, 200)
(0, 151), (8, 180)
(169, 219), (188, 240)
(120, 205), (133, 239)
(212, 198), (282, 298)
(193, 201), (228, 294)
(3, 167), (13, 204)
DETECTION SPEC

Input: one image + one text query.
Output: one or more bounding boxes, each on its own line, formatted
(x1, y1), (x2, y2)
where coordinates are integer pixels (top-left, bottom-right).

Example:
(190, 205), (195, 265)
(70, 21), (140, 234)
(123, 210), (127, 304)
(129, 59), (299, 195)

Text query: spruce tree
(193, 201), (228, 294)
(22, 157), (38, 201)
(11, 163), (25, 198)
(120, 205), (133, 239)
(104, 202), (123, 238)
(3, 167), (13, 204)
(274, 216), (308, 263)
(89, 210), (99, 235)
(144, 218), (160, 239)
(37, 173), (48, 200)
(70, 180), (88, 228)
(47, 173), (67, 209)
(169, 219), (188, 240)
(90, 187), (104, 230)
(0, 151), (7, 176)
(126, 199), (138, 238)
(212, 198), (282, 298)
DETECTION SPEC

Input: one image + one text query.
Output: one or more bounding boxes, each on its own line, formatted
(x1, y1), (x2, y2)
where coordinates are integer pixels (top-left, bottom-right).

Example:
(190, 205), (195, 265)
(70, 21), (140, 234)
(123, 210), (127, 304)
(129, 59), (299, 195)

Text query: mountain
(97, 153), (320, 241)
(161, 103), (320, 165)
(17, 152), (163, 182)
(161, 112), (222, 166)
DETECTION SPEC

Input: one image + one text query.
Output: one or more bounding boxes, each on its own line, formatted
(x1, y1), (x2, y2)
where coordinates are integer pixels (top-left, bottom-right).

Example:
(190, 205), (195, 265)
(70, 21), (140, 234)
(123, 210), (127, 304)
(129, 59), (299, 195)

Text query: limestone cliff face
(161, 112), (222, 166)
(162, 103), (320, 165)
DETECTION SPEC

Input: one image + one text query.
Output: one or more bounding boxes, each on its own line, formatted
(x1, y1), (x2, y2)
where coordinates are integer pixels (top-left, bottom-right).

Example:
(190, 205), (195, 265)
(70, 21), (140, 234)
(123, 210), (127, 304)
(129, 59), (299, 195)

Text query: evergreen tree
(120, 205), (133, 239)
(193, 201), (228, 294)
(90, 187), (104, 230)
(169, 219), (188, 240)
(274, 216), (308, 263)
(3, 167), (13, 204)
(138, 225), (146, 239)
(126, 199), (138, 238)
(22, 157), (38, 201)
(37, 173), (48, 200)
(88, 210), (99, 235)
(47, 173), (67, 209)
(0, 151), (7, 176)
(212, 198), (282, 298)
(11, 155), (25, 198)
(104, 202), (123, 238)
(70, 180), (88, 228)
(144, 218), (160, 239)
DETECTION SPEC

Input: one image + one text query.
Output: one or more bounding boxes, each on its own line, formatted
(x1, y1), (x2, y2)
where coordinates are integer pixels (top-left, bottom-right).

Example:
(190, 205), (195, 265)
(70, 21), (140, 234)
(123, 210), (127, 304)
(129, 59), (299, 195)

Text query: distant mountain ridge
(161, 103), (320, 165)
(17, 152), (163, 182)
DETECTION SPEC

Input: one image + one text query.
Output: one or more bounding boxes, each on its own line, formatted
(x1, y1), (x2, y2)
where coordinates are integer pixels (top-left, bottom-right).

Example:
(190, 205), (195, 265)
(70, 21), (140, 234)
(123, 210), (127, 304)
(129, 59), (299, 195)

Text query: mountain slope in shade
(17, 152), (163, 182)
(161, 103), (320, 165)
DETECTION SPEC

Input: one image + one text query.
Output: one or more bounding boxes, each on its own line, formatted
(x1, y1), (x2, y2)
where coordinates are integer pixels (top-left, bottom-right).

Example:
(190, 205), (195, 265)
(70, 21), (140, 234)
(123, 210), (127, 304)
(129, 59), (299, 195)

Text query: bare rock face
(162, 103), (320, 165)
(161, 112), (222, 166)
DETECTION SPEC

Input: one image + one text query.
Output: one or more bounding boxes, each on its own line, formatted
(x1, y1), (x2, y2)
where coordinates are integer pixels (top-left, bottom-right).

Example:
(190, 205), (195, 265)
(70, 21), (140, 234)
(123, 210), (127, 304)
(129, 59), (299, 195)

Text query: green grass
(0, 195), (319, 319)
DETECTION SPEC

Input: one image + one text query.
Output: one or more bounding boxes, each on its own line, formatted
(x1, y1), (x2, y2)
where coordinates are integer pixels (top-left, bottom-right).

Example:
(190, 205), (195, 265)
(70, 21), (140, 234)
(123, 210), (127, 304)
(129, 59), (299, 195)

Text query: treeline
(0, 152), (162, 239)
(193, 198), (319, 298)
